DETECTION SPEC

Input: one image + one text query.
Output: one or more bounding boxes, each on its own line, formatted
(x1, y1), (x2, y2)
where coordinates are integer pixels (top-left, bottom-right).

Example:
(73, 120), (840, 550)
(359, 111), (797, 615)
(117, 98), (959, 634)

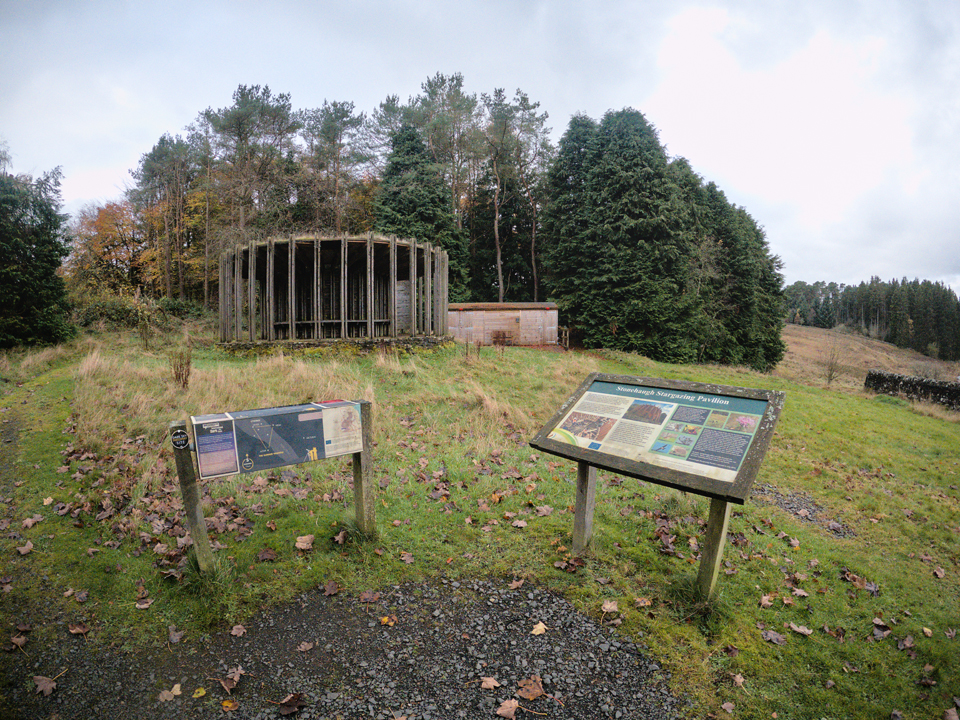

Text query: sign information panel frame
(191, 401), (363, 481)
(530, 373), (785, 504)
(169, 400), (374, 576)
(530, 373), (785, 600)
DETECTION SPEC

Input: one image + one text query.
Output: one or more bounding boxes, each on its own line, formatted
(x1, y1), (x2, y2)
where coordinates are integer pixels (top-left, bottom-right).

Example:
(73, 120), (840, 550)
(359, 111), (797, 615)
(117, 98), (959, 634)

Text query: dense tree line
(784, 278), (960, 360)
(542, 110), (784, 369)
(0, 152), (72, 347)
(57, 74), (784, 368)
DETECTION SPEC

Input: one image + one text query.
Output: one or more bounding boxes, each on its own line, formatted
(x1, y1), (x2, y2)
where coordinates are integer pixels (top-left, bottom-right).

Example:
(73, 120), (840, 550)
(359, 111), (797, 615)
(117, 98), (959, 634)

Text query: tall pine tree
(545, 109), (696, 362)
(373, 124), (469, 300)
(0, 168), (73, 347)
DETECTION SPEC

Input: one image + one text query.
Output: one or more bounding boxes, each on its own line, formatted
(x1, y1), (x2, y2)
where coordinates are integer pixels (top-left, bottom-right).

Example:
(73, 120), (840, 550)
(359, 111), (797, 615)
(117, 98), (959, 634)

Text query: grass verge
(1, 328), (958, 719)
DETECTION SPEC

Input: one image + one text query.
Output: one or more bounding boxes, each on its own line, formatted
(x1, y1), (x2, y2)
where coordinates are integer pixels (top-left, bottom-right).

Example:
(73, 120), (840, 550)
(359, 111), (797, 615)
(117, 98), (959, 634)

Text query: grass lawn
(1, 325), (958, 719)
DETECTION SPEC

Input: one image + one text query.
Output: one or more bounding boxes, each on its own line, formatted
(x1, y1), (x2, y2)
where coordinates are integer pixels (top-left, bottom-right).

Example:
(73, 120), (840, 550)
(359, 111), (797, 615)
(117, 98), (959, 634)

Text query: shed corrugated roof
(448, 302), (557, 311)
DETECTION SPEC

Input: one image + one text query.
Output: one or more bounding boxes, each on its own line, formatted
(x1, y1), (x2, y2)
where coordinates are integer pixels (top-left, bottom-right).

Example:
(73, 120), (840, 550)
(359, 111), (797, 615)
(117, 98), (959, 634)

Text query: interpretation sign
(170, 399), (376, 574)
(531, 373), (784, 599)
(530, 373), (785, 504)
(191, 401), (363, 480)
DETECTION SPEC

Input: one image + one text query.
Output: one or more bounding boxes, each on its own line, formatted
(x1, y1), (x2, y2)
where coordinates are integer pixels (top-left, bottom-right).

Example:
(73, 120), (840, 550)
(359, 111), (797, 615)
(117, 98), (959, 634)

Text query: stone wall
(864, 370), (960, 411)
(219, 335), (453, 357)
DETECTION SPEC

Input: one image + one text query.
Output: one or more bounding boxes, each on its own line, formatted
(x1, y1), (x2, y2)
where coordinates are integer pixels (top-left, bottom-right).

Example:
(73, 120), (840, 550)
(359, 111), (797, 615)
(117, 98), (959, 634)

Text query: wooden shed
(219, 234), (448, 342)
(447, 302), (558, 346)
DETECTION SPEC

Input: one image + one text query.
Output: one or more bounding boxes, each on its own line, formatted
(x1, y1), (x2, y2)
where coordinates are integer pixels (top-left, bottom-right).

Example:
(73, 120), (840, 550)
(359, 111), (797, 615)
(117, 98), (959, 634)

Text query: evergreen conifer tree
(373, 124), (469, 300)
(0, 167), (73, 347)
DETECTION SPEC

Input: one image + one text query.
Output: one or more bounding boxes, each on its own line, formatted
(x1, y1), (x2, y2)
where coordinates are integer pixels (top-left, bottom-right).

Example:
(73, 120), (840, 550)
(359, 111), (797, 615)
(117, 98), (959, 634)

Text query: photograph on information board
(547, 380), (768, 483)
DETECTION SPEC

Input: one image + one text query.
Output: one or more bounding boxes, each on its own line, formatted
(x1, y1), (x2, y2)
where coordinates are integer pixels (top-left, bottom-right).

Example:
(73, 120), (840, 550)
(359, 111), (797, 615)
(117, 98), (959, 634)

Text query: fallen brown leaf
(496, 698), (519, 719)
(257, 548), (278, 562)
(275, 692), (306, 715)
(167, 625), (184, 643)
(762, 629), (787, 645)
(517, 675), (544, 701)
(33, 675), (56, 696)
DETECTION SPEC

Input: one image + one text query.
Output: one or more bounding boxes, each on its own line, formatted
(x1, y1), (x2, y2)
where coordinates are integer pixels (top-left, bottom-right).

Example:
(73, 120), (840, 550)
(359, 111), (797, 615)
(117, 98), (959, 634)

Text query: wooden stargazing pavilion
(219, 234), (449, 343)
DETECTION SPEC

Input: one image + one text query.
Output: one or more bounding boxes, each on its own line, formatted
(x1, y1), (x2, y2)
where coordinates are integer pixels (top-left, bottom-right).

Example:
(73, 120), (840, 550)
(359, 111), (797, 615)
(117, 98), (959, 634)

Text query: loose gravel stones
(2, 578), (686, 719)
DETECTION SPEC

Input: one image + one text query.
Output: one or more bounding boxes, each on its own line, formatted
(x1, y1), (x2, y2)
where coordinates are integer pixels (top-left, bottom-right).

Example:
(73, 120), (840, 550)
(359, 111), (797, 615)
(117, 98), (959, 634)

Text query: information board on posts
(530, 373), (785, 503)
(191, 401), (363, 480)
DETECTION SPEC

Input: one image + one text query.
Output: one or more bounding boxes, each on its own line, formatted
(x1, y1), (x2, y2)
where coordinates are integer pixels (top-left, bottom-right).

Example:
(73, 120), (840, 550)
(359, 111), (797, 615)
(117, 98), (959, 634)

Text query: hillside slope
(773, 324), (959, 391)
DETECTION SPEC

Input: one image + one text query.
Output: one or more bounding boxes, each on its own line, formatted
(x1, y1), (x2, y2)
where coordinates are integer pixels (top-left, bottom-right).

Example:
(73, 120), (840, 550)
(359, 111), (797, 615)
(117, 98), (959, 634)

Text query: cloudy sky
(2, 0), (957, 290)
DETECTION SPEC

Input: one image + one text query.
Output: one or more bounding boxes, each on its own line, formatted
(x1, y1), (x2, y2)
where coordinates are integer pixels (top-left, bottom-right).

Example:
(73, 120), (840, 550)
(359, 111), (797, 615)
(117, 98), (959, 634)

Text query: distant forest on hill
(784, 277), (960, 361)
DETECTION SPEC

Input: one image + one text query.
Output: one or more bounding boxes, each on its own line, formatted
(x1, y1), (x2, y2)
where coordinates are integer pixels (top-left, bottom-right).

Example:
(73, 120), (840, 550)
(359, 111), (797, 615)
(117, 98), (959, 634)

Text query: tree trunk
(492, 165), (504, 303)
(204, 159), (210, 309)
(162, 206), (172, 298)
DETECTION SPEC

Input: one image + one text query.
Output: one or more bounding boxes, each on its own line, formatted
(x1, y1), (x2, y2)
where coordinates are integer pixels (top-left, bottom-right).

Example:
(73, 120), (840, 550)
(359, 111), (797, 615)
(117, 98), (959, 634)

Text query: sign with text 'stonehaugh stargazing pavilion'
(531, 373), (785, 599)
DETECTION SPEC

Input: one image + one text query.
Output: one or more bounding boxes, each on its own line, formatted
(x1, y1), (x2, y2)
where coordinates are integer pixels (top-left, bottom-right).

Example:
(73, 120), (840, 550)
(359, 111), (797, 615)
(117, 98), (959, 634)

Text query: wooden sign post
(531, 373), (784, 600)
(169, 400), (375, 574)
(170, 421), (216, 575)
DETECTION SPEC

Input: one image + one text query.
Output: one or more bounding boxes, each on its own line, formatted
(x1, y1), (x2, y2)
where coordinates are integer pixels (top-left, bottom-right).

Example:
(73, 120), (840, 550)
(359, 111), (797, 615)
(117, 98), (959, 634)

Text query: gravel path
(3, 578), (685, 720)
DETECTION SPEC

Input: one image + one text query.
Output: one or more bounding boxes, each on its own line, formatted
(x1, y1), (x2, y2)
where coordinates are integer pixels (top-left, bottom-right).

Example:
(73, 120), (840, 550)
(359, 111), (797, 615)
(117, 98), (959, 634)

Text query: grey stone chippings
(1, 579), (687, 719)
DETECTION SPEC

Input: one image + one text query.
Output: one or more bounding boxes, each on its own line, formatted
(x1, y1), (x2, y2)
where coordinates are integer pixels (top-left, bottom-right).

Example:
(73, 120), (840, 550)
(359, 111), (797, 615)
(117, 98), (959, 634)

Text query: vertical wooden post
(408, 240), (417, 336)
(247, 240), (256, 342)
(288, 237), (295, 340)
(351, 400), (376, 537)
(697, 497), (732, 600)
(572, 461), (597, 555)
(366, 233), (374, 338)
(440, 252), (449, 335)
(424, 242), (433, 334)
(340, 236), (348, 339)
(168, 421), (215, 575)
(266, 239), (275, 341)
(314, 238), (321, 340)
(388, 235), (397, 337)
(233, 250), (242, 341)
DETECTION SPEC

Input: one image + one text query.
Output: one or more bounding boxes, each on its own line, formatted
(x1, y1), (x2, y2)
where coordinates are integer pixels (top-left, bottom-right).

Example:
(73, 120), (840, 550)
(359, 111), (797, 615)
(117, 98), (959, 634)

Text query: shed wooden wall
(447, 303), (558, 346)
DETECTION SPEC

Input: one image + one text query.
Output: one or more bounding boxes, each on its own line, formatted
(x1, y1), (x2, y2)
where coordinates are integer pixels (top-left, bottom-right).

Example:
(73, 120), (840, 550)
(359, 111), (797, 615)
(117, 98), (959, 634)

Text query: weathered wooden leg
(351, 401), (376, 537)
(572, 461), (597, 555)
(697, 497), (732, 600)
(169, 421), (215, 575)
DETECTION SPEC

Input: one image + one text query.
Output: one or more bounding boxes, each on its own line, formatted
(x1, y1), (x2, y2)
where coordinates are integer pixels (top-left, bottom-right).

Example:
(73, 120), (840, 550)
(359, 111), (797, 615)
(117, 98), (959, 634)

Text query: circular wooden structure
(219, 234), (449, 342)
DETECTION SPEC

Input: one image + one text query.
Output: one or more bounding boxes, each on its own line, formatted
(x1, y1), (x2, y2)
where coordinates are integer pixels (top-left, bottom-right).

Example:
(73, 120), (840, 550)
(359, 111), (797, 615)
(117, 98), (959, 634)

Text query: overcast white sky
(2, 0), (958, 290)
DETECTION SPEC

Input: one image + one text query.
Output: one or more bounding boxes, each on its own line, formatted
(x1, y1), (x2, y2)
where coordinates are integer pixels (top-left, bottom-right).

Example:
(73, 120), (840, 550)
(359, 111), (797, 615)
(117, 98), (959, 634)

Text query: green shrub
(158, 297), (204, 319)
(73, 296), (141, 328)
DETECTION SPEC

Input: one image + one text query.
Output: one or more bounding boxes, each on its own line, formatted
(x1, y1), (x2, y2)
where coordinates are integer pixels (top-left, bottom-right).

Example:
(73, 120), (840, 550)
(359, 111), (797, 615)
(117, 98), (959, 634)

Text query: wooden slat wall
(217, 235), (449, 342)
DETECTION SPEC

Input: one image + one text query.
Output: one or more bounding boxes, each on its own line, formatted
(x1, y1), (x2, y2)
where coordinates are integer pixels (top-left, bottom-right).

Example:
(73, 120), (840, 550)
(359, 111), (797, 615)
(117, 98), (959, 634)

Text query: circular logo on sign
(241, 456), (254, 471)
(171, 429), (189, 449)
